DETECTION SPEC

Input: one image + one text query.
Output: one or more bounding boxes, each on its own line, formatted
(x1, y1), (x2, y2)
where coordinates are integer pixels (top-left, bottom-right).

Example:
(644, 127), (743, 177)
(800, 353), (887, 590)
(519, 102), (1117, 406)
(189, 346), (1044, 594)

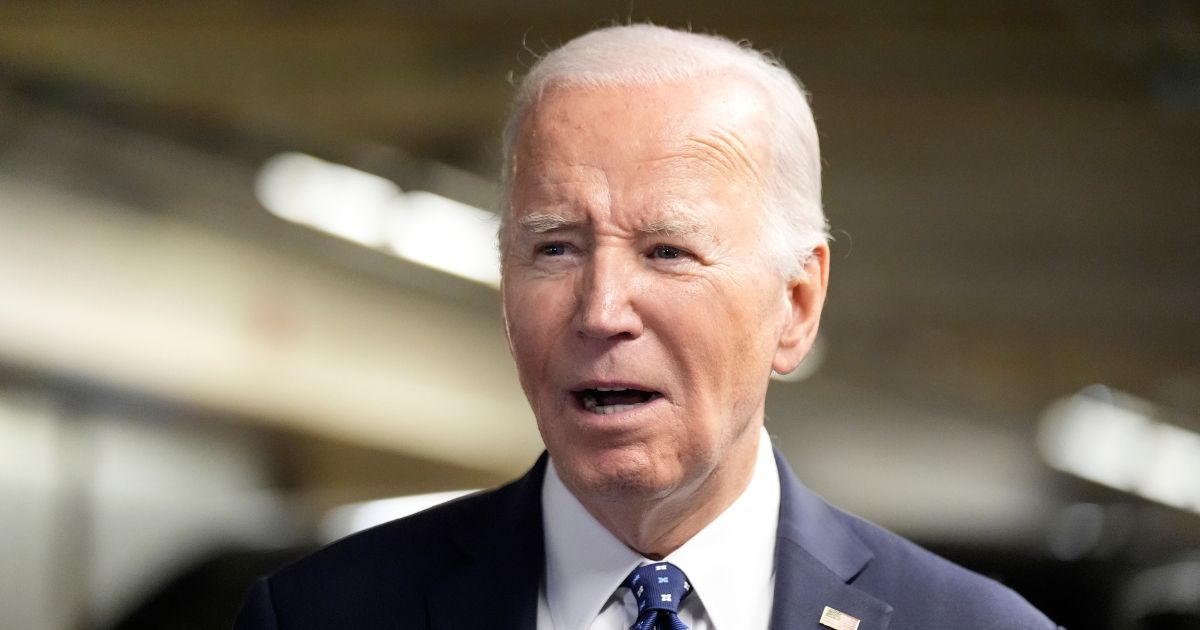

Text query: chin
(556, 444), (682, 503)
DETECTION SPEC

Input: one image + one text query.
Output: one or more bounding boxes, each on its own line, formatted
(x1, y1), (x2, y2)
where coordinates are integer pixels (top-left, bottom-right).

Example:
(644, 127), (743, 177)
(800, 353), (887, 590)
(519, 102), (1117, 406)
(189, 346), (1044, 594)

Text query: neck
(575, 428), (762, 559)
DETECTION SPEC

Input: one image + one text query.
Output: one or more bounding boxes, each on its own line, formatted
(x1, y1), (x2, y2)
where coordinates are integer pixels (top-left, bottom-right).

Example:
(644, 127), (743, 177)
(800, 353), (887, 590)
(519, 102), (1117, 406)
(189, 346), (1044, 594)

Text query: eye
(540, 243), (569, 256)
(650, 244), (685, 260)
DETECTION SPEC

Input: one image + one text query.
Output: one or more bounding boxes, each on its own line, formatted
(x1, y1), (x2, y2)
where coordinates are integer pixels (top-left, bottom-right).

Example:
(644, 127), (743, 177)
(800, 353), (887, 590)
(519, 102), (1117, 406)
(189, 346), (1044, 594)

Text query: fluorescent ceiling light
(1038, 386), (1200, 514)
(255, 152), (500, 287)
(256, 152), (397, 248)
(387, 191), (501, 287)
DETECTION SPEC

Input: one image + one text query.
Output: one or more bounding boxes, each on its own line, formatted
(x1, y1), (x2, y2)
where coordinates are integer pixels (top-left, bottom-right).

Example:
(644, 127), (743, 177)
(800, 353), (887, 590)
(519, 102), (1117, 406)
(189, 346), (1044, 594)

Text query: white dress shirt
(537, 428), (781, 630)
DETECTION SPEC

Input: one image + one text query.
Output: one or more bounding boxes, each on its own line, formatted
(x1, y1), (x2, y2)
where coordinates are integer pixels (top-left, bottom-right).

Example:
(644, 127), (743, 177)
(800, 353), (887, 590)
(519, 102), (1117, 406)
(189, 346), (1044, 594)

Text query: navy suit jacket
(234, 450), (1059, 629)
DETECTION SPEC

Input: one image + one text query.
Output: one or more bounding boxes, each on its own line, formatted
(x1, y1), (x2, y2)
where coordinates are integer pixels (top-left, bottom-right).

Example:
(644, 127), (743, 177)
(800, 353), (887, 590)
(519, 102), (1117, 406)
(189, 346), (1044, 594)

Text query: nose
(575, 249), (643, 341)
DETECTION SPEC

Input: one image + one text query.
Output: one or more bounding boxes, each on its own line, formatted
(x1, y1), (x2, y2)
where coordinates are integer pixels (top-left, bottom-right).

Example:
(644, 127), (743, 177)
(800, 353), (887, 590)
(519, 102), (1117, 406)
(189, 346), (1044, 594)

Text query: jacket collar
(770, 450), (893, 630)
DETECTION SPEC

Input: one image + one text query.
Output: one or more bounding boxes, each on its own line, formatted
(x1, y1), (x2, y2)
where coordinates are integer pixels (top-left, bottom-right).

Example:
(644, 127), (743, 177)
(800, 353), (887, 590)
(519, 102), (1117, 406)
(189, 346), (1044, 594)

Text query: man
(235, 24), (1059, 629)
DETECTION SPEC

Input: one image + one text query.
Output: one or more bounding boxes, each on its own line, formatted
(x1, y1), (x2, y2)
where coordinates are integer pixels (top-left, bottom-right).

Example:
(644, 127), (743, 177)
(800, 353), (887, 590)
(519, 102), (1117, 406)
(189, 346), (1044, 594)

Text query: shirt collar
(542, 427), (781, 630)
(542, 458), (642, 630)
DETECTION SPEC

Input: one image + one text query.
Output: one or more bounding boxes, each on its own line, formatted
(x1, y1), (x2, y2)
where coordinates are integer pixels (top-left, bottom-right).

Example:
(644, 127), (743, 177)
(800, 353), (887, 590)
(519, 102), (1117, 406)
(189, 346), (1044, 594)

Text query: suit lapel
(770, 450), (893, 630)
(427, 454), (548, 630)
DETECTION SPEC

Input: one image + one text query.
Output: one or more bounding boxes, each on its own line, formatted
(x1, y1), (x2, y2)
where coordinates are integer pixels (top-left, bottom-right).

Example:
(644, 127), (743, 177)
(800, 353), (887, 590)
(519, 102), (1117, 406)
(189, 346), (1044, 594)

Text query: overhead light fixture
(255, 152), (500, 288)
(386, 191), (501, 287)
(256, 152), (397, 248)
(1038, 385), (1200, 514)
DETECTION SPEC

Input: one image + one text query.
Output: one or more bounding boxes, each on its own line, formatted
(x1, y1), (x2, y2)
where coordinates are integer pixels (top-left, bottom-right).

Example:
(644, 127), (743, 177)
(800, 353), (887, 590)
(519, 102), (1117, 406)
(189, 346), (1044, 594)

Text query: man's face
(502, 76), (821, 504)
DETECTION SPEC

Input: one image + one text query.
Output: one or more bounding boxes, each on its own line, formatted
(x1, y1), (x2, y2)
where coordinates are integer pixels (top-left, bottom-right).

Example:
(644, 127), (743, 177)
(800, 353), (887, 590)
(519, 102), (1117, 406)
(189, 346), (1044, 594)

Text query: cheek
(504, 282), (574, 374)
(508, 305), (547, 362)
(709, 282), (782, 381)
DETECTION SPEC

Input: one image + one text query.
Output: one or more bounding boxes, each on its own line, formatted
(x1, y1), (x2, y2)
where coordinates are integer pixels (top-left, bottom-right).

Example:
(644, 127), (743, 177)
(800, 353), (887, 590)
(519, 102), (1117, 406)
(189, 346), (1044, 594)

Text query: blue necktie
(624, 562), (693, 630)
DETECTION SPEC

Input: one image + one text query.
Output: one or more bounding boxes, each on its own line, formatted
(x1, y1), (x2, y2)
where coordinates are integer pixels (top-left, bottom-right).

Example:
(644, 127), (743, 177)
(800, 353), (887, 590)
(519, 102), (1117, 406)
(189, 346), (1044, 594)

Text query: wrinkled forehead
(512, 73), (773, 190)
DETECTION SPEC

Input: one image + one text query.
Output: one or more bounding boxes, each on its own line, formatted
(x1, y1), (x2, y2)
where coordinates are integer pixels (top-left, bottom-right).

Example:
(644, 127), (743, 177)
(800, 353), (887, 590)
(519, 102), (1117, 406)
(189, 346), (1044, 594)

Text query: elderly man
(235, 24), (1058, 630)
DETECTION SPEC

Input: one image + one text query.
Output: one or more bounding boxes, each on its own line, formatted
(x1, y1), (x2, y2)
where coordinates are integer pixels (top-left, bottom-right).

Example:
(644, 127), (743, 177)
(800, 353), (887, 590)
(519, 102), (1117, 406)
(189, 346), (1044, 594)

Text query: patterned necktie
(623, 562), (693, 630)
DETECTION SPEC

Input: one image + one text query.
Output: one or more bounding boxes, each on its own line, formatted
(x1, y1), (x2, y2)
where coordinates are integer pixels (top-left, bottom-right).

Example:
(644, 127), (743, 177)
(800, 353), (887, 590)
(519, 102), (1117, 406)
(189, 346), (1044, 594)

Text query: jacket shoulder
(841, 512), (1058, 629)
(246, 483), (525, 629)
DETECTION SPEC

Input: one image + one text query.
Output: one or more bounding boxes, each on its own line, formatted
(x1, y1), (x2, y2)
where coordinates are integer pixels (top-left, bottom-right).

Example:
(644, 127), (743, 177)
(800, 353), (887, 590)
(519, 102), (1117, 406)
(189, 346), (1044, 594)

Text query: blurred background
(1, 2), (1198, 629)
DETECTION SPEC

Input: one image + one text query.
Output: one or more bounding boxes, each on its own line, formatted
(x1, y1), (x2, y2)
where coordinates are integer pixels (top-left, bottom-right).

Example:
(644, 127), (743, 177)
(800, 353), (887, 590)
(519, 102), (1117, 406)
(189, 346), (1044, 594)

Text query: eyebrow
(516, 212), (575, 233)
(641, 209), (721, 246)
(515, 210), (720, 244)
(638, 216), (705, 237)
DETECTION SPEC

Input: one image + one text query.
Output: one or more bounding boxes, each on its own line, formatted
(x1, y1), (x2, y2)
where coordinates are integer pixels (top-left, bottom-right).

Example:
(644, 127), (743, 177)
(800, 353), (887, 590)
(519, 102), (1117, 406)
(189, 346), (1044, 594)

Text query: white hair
(500, 24), (828, 279)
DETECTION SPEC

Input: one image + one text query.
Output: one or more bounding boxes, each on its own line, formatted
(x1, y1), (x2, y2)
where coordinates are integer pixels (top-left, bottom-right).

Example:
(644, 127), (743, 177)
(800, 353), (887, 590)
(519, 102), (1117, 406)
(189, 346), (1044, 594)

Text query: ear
(772, 243), (829, 375)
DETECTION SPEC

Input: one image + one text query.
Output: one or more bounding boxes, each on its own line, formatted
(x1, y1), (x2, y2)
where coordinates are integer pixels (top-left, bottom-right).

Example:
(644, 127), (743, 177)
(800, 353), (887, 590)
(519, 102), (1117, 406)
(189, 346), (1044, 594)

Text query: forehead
(512, 74), (771, 208)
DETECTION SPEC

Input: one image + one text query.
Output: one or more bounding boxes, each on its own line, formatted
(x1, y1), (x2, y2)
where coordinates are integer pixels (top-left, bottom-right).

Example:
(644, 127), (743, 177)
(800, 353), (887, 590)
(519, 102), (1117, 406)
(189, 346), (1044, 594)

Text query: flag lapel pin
(819, 605), (861, 630)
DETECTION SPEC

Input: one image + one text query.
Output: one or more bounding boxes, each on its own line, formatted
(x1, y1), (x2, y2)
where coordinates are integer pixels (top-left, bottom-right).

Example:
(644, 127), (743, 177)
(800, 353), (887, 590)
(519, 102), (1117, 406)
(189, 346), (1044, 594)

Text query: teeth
(583, 399), (643, 415)
(580, 390), (659, 415)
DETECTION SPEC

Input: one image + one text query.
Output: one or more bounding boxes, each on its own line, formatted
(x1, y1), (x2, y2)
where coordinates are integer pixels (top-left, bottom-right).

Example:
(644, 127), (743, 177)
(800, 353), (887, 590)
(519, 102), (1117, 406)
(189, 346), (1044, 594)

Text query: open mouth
(574, 387), (662, 415)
